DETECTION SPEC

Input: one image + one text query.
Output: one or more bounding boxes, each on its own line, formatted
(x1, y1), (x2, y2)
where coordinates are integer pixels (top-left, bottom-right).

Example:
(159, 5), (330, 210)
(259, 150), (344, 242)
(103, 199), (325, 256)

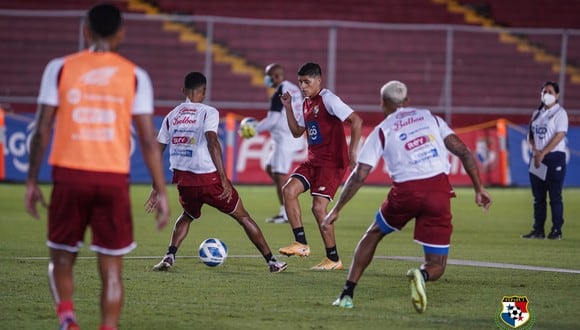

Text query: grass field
(1, 183), (579, 329)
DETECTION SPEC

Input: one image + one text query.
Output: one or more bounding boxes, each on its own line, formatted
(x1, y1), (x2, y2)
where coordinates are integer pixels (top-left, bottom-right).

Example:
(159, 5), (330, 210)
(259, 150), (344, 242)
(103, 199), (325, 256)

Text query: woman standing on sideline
(522, 81), (568, 240)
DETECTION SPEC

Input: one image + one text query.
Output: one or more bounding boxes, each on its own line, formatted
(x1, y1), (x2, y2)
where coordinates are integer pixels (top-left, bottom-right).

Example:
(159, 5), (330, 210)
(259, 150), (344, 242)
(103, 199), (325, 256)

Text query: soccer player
(24, 4), (171, 330)
(256, 63), (305, 224)
(325, 80), (492, 311)
(149, 72), (288, 273)
(278, 62), (362, 270)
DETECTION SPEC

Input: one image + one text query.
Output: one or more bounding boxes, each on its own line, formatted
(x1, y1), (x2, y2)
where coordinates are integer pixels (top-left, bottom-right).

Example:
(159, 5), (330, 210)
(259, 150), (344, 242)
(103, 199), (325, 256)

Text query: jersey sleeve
(132, 66), (154, 115)
(204, 108), (220, 133)
(322, 91), (354, 122)
(434, 115), (455, 139)
(554, 109), (568, 133)
(157, 115), (171, 144)
(255, 110), (281, 133)
(357, 126), (384, 168)
(37, 57), (64, 107)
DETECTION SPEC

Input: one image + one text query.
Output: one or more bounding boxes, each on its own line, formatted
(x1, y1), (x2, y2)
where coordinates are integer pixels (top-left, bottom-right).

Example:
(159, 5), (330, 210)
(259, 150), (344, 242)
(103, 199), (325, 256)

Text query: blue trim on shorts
(423, 245), (449, 255)
(375, 211), (395, 234)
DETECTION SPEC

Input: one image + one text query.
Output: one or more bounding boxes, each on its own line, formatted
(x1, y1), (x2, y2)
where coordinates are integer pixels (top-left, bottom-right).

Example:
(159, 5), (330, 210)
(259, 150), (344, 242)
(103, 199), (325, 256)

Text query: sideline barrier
(2, 113), (579, 186)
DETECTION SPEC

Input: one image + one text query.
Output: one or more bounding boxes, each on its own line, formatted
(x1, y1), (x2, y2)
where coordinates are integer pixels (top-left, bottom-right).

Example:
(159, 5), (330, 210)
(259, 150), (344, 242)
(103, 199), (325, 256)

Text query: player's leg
(310, 166), (347, 269)
(49, 248), (80, 329)
(97, 253), (123, 329)
(279, 171), (312, 257)
(409, 175), (454, 313)
(282, 176), (306, 230)
(333, 221), (386, 308)
(153, 212), (194, 270)
(310, 195), (343, 269)
(228, 194), (287, 272)
(47, 181), (89, 329)
(264, 163), (288, 223)
(421, 251), (448, 281)
(154, 185), (201, 270)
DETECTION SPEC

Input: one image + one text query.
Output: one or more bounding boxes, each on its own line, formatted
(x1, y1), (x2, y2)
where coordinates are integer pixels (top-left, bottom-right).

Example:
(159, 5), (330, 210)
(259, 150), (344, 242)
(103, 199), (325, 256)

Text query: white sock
(280, 205), (287, 219)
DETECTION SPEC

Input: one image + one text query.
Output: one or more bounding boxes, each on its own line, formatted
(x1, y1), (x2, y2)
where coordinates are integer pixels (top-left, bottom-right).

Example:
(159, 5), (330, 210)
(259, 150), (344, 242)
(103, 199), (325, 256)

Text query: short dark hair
(86, 3), (122, 38)
(298, 62), (322, 77)
(542, 81), (559, 94)
(184, 72), (207, 90)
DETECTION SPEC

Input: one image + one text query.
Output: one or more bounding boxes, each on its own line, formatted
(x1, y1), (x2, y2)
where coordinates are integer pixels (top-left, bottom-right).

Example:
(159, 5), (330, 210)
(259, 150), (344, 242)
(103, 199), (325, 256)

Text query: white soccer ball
(507, 305), (522, 320)
(239, 117), (258, 138)
(198, 238), (228, 267)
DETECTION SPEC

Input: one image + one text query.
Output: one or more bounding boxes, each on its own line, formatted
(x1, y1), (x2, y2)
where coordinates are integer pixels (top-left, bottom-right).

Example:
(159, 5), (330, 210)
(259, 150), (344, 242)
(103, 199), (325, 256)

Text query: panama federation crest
(495, 296), (535, 329)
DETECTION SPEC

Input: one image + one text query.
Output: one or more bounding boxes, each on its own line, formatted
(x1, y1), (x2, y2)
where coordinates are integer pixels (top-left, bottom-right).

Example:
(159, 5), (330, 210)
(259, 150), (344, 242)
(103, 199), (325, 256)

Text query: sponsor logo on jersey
(72, 107), (116, 124)
(395, 110), (416, 119)
(399, 133), (408, 141)
(170, 149), (193, 157)
(404, 135), (432, 151)
(173, 116), (197, 126)
(532, 126), (547, 139)
(81, 66), (118, 86)
(306, 121), (322, 145)
(394, 116), (425, 131)
(178, 108), (198, 115)
(172, 136), (195, 145)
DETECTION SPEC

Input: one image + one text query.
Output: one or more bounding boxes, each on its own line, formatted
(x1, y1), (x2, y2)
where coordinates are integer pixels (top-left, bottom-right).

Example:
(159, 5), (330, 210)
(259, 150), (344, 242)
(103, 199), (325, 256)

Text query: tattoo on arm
(444, 134), (482, 188)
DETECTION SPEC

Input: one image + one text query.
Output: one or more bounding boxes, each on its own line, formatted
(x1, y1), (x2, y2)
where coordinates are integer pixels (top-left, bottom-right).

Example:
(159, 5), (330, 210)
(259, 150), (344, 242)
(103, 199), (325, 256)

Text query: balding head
(265, 63), (283, 75)
(264, 63), (285, 88)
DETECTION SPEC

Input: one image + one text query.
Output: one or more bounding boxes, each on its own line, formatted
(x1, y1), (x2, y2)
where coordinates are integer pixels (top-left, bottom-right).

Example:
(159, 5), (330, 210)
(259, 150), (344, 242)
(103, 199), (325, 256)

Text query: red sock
(99, 326), (117, 330)
(56, 300), (75, 323)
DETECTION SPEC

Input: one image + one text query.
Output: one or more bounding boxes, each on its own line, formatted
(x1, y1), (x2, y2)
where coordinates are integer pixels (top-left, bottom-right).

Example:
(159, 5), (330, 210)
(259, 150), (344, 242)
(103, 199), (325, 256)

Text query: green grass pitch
(1, 183), (579, 329)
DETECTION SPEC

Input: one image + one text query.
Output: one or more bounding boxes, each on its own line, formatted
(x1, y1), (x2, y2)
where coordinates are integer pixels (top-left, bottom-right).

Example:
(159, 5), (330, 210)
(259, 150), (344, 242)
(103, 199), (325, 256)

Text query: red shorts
(177, 182), (240, 219)
(377, 173), (456, 247)
(290, 161), (347, 200)
(48, 169), (135, 256)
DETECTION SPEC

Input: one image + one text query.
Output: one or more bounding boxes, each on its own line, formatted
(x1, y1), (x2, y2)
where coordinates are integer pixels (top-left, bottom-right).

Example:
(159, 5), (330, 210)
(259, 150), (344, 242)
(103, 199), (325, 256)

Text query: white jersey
(357, 107), (455, 183)
(255, 80), (303, 150)
(157, 99), (220, 173)
(529, 104), (568, 152)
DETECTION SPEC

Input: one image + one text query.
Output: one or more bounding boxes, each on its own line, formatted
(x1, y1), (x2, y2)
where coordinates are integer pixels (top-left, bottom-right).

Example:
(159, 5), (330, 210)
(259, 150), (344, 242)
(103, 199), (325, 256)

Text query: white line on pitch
(7, 254), (580, 274)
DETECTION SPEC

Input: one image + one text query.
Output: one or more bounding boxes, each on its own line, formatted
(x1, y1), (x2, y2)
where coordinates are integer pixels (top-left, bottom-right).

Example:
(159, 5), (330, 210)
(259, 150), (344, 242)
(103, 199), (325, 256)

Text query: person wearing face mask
(522, 81), (568, 240)
(241, 63), (305, 224)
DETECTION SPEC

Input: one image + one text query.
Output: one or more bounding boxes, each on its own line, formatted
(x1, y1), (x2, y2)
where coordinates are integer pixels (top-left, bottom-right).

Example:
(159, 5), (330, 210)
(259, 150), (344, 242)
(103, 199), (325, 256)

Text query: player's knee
(282, 185), (298, 200)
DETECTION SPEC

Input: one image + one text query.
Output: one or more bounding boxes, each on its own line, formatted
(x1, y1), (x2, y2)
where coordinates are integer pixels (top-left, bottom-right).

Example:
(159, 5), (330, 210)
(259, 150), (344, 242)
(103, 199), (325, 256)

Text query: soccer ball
(507, 305), (522, 320)
(238, 117), (257, 138)
(198, 238), (228, 267)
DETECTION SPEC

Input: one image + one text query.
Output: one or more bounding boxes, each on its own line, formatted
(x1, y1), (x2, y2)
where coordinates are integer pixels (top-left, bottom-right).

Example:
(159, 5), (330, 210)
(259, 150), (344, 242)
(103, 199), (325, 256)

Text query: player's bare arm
(25, 104), (56, 219)
(280, 91), (305, 137)
(322, 163), (372, 229)
(444, 134), (492, 210)
(206, 131), (233, 202)
(145, 143), (169, 213)
(134, 114), (170, 229)
(346, 112), (363, 170)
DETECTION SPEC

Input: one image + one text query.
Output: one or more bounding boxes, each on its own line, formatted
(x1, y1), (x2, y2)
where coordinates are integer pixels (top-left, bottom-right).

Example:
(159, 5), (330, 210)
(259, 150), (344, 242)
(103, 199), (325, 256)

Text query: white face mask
(541, 93), (556, 106)
(264, 75), (274, 88)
